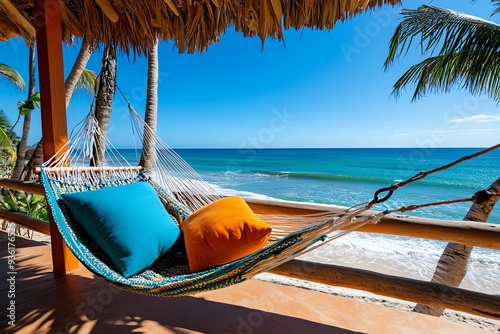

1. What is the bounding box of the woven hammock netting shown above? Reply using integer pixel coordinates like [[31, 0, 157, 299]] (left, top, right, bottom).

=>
[[42, 105, 381, 243], [37, 106, 383, 296]]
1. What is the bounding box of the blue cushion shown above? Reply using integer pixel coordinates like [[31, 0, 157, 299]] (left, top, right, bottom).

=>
[[61, 182, 183, 278]]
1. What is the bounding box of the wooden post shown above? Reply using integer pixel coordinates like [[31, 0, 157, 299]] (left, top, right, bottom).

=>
[[34, 0, 79, 274]]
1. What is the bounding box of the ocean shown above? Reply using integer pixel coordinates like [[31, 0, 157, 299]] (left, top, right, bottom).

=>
[[121, 147, 500, 294]]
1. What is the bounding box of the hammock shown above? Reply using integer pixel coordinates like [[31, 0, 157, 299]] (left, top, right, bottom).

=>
[[40, 108, 382, 296]]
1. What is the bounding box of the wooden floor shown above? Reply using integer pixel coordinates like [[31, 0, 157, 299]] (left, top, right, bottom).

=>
[[0, 232, 491, 334]]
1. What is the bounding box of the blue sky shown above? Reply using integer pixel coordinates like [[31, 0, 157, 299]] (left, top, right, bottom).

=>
[[0, 0, 499, 149]]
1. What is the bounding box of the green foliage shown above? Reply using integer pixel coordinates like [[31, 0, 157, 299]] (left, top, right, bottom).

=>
[[0, 110, 17, 138], [492, 0, 500, 16], [77, 69, 97, 94], [0, 190, 48, 222], [0, 109, 10, 131], [0, 110, 16, 162], [0, 128, 16, 162], [0, 63, 25, 90], [385, 4, 500, 101], [17, 92, 41, 115], [0, 190, 48, 238], [0, 150, 13, 178]]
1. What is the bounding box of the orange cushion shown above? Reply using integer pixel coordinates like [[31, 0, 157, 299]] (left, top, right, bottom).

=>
[[180, 196, 272, 272]]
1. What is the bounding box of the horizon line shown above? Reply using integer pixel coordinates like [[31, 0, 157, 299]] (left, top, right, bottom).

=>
[[112, 146, 492, 150]]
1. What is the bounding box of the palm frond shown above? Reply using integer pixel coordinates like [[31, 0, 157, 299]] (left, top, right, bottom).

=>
[[76, 69, 97, 94], [492, 0, 500, 16], [392, 52, 500, 101], [0, 63, 25, 90], [385, 5, 500, 101], [17, 92, 41, 115], [0, 127, 16, 162], [0, 110, 18, 144], [0, 110, 11, 131]]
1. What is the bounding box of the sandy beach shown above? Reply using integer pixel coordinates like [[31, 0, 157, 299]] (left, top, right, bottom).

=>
[[25, 228, 499, 333], [254, 273, 500, 333]]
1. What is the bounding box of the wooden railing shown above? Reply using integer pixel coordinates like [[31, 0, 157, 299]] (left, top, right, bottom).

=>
[[0, 209, 50, 235], [247, 198, 500, 250], [0, 179, 49, 234], [0, 178, 45, 196], [268, 260, 499, 319], [247, 198, 500, 320], [1, 178, 499, 320]]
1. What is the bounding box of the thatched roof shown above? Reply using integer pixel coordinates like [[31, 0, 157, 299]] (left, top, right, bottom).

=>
[[0, 0, 401, 54]]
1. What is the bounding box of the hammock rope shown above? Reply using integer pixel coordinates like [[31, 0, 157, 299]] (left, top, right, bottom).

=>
[[386, 192, 500, 214], [389, 143, 500, 191], [40, 106, 388, 296], [366, 143, 500, 214], [39, 97, 500, 296]]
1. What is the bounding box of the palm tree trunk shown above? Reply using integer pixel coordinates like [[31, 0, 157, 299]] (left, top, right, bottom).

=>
[[65, 41, 92, 107], [139, 40, 159, 173], [22, 40, 94, 180], [20, 139, 43, 182], [413, 176, 500, 316], [11, 46, 36, 180], [91, 45, 116, 167]]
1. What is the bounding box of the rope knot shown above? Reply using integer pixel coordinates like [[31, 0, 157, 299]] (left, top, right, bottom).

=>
[[373, 186, 394, 204]]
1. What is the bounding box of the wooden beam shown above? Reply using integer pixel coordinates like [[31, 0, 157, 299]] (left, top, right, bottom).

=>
[[247, 198, 500, 250], [268, 259, 500, 320], [34, 0, 79, 275], [0, 0, 36, 38], [0, 178, 45, 196], [94, 0, 120, 23], [0, 209, 50, 235], [0, 182, 494, 250], [35, 166, 143, 174], [0, 183, 495, 251]]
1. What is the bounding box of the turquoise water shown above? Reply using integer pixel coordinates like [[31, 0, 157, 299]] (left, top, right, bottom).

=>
[[118, 147, 500, 292], [173, 148, 500, 223]]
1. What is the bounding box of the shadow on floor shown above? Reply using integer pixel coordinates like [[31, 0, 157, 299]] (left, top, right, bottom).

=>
[[0, 233, 362, 334]]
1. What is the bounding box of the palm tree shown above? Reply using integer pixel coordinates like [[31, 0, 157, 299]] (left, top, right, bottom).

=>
[[91, 44, 117, 167], [139, 40, 159, 173], [65, 41, 93, 107], [384, 3, 500, 317], [0, 63, 24, 163], [11, 46, 36, 180], [21, 41, 96, 181]]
